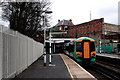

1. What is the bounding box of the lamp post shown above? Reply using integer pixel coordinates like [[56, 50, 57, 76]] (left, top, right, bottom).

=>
[[43, 11, 52, 66], [49, 29, 52, 65], [98, 35, 101, 54], [103, 27, 106, 54]]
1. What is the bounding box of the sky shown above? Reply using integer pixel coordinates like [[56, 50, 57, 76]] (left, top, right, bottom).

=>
[[0, 7, 9, 27], [50, 0, 119, 26], [0, 0, 119, 27]]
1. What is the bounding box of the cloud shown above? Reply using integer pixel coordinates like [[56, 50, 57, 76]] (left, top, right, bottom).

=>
[[95, 6, 118, 24], [118, 1, 120, 25], [50, 0, 119, 26]]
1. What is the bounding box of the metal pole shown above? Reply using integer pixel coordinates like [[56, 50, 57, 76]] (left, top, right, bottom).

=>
[[42, 11, 52, 66], [100, 39, 101, 54], [104, 28, 105, 54], [49, 29, 52, 64], [90, 11, 91, 20], [43, 16, 46, 66], [54, 42, 55, 54], [104, 35, 105, 54]]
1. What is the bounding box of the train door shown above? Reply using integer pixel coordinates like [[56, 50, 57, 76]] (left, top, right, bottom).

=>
[[83, 41, 90, 58]]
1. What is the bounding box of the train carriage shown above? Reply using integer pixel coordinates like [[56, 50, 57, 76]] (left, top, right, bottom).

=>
[[64, 37, 96, 66]]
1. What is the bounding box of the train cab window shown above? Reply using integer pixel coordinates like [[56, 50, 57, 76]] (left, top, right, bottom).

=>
[[76, 42, 82, 52], [90, 42, 95, 51]]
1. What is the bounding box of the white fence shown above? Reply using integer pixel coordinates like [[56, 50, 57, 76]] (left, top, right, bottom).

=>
[[0, 26, 43, 79]]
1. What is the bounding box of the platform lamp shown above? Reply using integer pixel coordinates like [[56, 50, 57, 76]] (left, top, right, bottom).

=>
[[43, 11, 52, 66]]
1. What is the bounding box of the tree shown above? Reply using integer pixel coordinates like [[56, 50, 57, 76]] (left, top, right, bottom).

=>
[[0, 0, 51, 39]]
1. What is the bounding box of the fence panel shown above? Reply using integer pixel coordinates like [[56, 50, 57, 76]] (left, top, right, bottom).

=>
[[0, 26, 43, 79], [0, 27, 3, 80], [14, 32, 20, 76], [27, 38, 33, 67]]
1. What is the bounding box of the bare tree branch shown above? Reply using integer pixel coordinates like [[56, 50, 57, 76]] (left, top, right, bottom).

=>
[[1, 0, 52, 39]]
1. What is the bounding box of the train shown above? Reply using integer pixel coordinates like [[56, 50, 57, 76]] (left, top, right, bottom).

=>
[[64, 37, 96, 66]]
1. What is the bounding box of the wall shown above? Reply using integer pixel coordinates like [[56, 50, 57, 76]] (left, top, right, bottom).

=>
[[67, 18, 104, 38], [104, 23, 119, 34], [0, 26, 43, 79]]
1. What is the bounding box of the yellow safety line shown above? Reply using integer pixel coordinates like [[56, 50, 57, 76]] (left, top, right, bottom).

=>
[[60, 54, 74, 80]]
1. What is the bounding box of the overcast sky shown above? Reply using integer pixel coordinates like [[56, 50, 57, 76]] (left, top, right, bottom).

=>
[[50, 0, 119, 26], [0, 7, 9, 27], [0, 0, 119, 27]]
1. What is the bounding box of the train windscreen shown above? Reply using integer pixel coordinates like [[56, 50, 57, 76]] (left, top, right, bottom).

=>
[[90, 42, 95, 51], [76, 42, 82, 52]]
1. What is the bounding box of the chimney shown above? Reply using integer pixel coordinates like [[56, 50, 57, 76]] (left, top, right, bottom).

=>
[[69, 19, 72, 22], [69, 19, 73, 25], [58, 19, 60, 22]]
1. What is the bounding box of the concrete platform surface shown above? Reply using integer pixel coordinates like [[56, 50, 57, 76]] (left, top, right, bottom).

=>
[[13, 54, 71, 79], [97, 53, 120, 59], [60, 54, 95, 79], [12, 54, 95, 80]]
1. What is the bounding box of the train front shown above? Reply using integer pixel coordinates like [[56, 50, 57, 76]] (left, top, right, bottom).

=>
[[76, 38, 96, 66]]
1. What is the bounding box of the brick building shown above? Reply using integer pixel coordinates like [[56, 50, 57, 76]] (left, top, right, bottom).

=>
[[53, 18, 120, 53], [66, 18, 104, 39]]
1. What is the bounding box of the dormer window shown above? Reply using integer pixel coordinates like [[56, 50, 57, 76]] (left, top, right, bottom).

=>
[[64, 26, 68, 31]]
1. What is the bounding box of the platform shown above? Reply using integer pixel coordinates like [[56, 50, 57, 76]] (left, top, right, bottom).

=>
[[97, 53, 120, 59], [13, 54, 95, 79], [60, 54, 95, 79]]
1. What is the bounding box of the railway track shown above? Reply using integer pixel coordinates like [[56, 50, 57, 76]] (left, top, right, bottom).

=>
[[84, 61, 120, 80], [65, 53, 108, 79], [96, 60, 120, 69], [85, 60, 120, 80], [93, 61, 120, 80], [65, 53, 120, 79], [93, 55, 120, 80], [96, 55, 120, 67]]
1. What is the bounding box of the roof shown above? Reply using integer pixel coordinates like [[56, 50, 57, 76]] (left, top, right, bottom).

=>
[[55, 20, 71, 27], [75, 37, 95, 42]]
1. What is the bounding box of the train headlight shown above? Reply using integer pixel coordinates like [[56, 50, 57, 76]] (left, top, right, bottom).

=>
[[91, 53, 95, 57], [92, 53, 95, 57], [91, 51, 95, 57], [77, 54, 82, 57], [76, 52, 82, 57]]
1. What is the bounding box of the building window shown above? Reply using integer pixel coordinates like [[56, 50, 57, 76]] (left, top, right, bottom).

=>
[[97, 22, 100, 26], [64, 26, 68, 31], [59, 27, 62, 30], [82, 26, 84, 29]]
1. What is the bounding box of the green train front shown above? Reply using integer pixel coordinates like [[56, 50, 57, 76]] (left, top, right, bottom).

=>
[[69, 37, 96, 66]]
